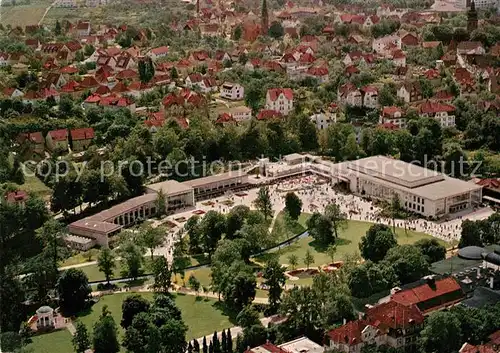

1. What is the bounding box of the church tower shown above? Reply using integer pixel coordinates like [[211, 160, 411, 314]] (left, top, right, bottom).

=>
[[467, 0, 478, 32], [261, 0, 269, 35]]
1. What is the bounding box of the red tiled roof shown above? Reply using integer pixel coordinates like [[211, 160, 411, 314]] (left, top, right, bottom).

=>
[[60, 65, 79, 74], [327, 319, 366, 345], [460, 343, 496, 353], [150, 46, 169, 55], [61, 81, 80, 93], [115, 69, 138, 80], [365, 301, 424, 328], [361, 85, 378, 94], [267, 88, 293, 101], [5, 190, 28, 203], [85, 94, 101, 103], [80, 76, 99, 88], [345, 65, 359, 74], [419, 100, 455, 114], [488, 330, 500, 345], [215, 112, 235, 124], [49, 129, 68, 141], [391, 277, 463, 310], [382, 106, 403, 117], [257, 109, 282, 120], [245, 343, 287, 353], [475, 178, 500, 189], [18, 132, 44, 144], [71, 127, 94, 140], [95, 85, 111, 95], [307, 66, 328, 76]]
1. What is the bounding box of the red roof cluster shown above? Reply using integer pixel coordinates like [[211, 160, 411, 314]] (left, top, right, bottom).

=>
[[257, 110, 282, 120], [419, 100, 455, 114], [49, 129, 68, 142]]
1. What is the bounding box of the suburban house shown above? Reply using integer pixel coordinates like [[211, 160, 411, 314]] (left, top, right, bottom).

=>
[[215, 112, 236, 125], [265, 88, 294, 116], [76, 21, 91, 37], [229, 106, 252, 121], [372, 35, 402, 56], [70, 127, 95, 152], [17, 132, 45, 160], [306, 66, 329, 83], [310, 111, 335, 130], [185, 73, 218, 93], [147, 46, 169, 60], [397, 81, 423, 103], [326, 300, 424, 353], [220, 82, 244, 100], [0, 53, 9, 66], [46, 129, 69, 152], [380, 106, 406, 129], [361, 85, 379, 108], [338, 83, 362, 107], [418, 100, 456, 128], [457, 41, 486, 56], [245, 337, 324, 353]]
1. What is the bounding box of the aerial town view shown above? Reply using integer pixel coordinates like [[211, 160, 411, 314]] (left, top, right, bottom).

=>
[[1, 0, 500, 351]]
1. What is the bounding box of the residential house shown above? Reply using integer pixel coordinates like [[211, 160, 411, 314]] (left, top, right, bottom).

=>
[[46, 129, 69, 152], [326, 300, 425, 353], [306, 66, 329, 83], [361, 86, 379, 108], [245, 58, 262, 71], [310, 111, 335, 130], [338, 83, 362, 107], [373, 35, 402, 56], [220, 82, 244, 100], [43, 73, 67, 90], [392, 50, 406, 67], [343, 51, 375, 67], [114, 55, 136, 72], [380, 106, 406, 129], [400, 32, 419, 46], [215, 112, 236, 125], [457, 41, 486, 56], [0, 53, 8, 66], [397, 81, 423, 103], [185, 74, 218, 93], [76, 22, 91, 37], [2, 87, 24, 98], [229, 106, 252, 121], [265, 88, 294, 116], [147, 46, 169, 61], [418, 100, 456, 128], [70, 127, 95, 152], [17, 132, 45, 160], [257, 109, 283, 120]]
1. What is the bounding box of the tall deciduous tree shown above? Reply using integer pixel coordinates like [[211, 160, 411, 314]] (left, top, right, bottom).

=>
[[284, 192, 302, 221], [93, 306, 120, 353], [121, 294, 151, 329], [152, 256, 172, 293], [97, 248, 116, 284], [119, 241, 143, 279], [419, 311, 462, 353], [383, 245, 429, 284], [303, 249, 314, 269], [263, 258, 286, 313], [155, 189, 167, 217], [307, 212, 334, 245], [414, 238, 446, 263], [139, 225, 164, 261], [359, 224, 397, 262], [56, 269, 91, 315], [72, 322, 90, 353], [253, 187, 273, 221], [325, 202, 347, 239]]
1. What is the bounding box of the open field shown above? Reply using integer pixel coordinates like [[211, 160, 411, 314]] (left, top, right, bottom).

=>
[[27, 329, 73, 353], [1, 0, 54, 27], [76, 292, 233, 341]]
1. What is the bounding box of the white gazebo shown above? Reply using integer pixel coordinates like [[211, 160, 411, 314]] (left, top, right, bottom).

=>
[[36, 306, 55, 329]]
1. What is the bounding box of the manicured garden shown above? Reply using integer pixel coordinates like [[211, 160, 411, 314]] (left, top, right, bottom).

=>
[[27, 329, 74, 353], [76, 292, 233, 341]]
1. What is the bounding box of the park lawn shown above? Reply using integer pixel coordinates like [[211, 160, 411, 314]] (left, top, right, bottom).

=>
[[260, 219, 447, 268], [76, 292, 233, 340], [78, 256, 162, 282], [27, 329, 73, 353]]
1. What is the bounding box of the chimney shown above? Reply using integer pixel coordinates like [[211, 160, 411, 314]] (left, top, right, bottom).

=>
[[490, 277, 494, 289]]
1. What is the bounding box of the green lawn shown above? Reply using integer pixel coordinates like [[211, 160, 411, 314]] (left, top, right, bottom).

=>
[[257, 219, 447, 268], [27, 329, 73, 353], [76, 292, 233, 340], [79, 257, 162, 282]]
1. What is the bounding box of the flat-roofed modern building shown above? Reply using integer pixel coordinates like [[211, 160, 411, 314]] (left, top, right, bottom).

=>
[[145, 179, 195, 210], [183, 171, 249, 199], [334, 156, 482, 218]]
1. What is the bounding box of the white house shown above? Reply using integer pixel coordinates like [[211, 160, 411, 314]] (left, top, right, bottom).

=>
[[372, 35, 402, 56], [147, 46, 169, 61], [265, 88, 294, 116], [380, 106, 406, 129], [361, 86, 379, 108], [419, 100, 456, 128], [229, 105, 252, 121], [220, 82, 244, 100], [310, 112, 336, 130], [0, 53, 8, 66]]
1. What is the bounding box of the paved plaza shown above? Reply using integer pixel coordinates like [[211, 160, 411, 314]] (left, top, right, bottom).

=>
[[152, 174, 495, 258]]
